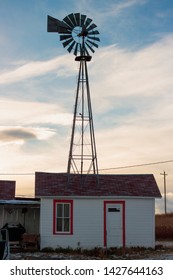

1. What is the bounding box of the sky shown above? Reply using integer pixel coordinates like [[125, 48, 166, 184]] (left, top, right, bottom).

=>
[[0, 0, 173, 213]]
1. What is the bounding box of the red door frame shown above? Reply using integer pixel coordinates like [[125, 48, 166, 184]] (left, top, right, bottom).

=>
[[104, 200, 125, 248]]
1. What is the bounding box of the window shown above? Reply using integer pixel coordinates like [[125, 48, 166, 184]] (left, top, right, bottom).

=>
[[108, 207, 120, 212], [53, 200, 73, 235]]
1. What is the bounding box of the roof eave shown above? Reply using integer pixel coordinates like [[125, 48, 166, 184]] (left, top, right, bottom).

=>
[[36, 195, 161, 199]]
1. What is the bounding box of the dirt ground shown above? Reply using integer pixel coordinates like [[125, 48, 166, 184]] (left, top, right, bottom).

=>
[[10, 241, 173, 260]]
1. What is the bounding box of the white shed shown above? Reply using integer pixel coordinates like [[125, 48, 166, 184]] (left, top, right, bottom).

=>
[[35, 172, 161, 249]]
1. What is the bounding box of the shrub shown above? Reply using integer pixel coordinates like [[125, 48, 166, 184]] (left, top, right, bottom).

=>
[[155, 213, 173, 240], [41, 247, 55, 252]]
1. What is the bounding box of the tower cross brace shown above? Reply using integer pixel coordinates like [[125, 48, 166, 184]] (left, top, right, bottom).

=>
[[67, 54, 98, 175]]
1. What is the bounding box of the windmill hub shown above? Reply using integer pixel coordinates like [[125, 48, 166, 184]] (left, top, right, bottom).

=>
[[72, 26, 83, 40], [78, 29, 88, 37]]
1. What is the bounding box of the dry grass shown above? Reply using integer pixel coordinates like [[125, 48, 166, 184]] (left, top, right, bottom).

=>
[[155, 213, 173, 240]]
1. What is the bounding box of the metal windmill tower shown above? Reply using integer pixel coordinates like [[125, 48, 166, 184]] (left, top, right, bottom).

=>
[[47, 13, 100, 179]]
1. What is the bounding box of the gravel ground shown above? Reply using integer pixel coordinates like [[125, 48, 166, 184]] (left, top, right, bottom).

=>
[[10, 241, 173, 260], [10, 251, 173, 260]]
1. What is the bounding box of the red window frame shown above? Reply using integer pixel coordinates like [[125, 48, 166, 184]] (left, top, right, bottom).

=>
[[53, 200, 73, 235]]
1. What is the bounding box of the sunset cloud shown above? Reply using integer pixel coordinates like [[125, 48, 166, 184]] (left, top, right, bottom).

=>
[[0, 126, 56, 146]]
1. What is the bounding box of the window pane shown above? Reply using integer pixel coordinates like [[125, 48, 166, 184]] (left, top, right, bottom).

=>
[[57, 204, 62, 217], [57, 218, 62, 231], [64, 218, 70, 232], [64, 204, 70, 217]]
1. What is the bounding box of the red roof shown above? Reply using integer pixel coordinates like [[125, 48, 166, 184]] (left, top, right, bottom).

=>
[[0, 180, 16, 200], [35, 172, 161, 198]]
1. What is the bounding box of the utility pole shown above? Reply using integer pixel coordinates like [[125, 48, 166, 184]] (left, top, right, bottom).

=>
[[160, 171, 168, 214]]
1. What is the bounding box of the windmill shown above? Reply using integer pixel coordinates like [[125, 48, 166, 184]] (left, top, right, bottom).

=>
[[47, 13, 100, 181]]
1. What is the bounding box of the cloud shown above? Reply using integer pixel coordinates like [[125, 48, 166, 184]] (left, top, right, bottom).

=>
[[0, 99, 72, 127], [91, 34, 173, 101], [74, 0, 147, 23], [156, 192, 173, 213], [0, 128, 36, 141], [0, 126, 56, 146], [1, 33, 173, 205], [32, 112, 72, 126], [1, 34, 173, 163], [0, 55, 76, 85], [106, 0, 147, 17]]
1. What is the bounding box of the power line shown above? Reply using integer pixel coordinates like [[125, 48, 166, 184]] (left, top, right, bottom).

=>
[[99, 160, 173, 171], [0, 173, 34, 176], [0, 159, 173, 175]]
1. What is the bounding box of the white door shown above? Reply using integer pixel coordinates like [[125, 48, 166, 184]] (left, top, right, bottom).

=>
[[106, 204, 123, 247]]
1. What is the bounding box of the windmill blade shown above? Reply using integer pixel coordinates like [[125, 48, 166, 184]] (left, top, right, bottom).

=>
[[74, 13, 80, 26], [60, 34, 72, 41], [67, 41, 76, 53], [83, 45, 90, 56], [74, 43, 79, 56], [84, 18, 92, 28], [63, 37, 74, 48], [86, 39, 98, 48], [85, 42, 95, 53], [86, 23, 97, 32], [87, 36, 100, 42], [88, 30, 99, 35], [79, 44, 82, 55], [80, 14, 87, 26], [63, 15, 74, 29], [68, 13, 77, 26]]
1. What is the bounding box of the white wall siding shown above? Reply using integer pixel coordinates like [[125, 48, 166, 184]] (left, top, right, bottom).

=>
[[40, 198, 54, 249], [40, 198, 104, 249], [125, 198, 155, 248], [40, 197, 155, 249], [73, 199, 103, 248]]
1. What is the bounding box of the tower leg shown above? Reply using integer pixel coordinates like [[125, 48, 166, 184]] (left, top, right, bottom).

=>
[[67, 57, 98, 177]]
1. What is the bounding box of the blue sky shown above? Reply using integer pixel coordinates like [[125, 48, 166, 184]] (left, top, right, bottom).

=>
[[0, 0, 173, 212]]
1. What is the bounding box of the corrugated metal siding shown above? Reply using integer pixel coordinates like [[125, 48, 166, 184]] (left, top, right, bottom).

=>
[[0, 206, 40, 234], [40, 197, 155, 249]]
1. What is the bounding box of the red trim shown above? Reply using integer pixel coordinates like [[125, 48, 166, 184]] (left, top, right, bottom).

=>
[[104, 200, 125, 248], [53, 199, 73, 235]]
